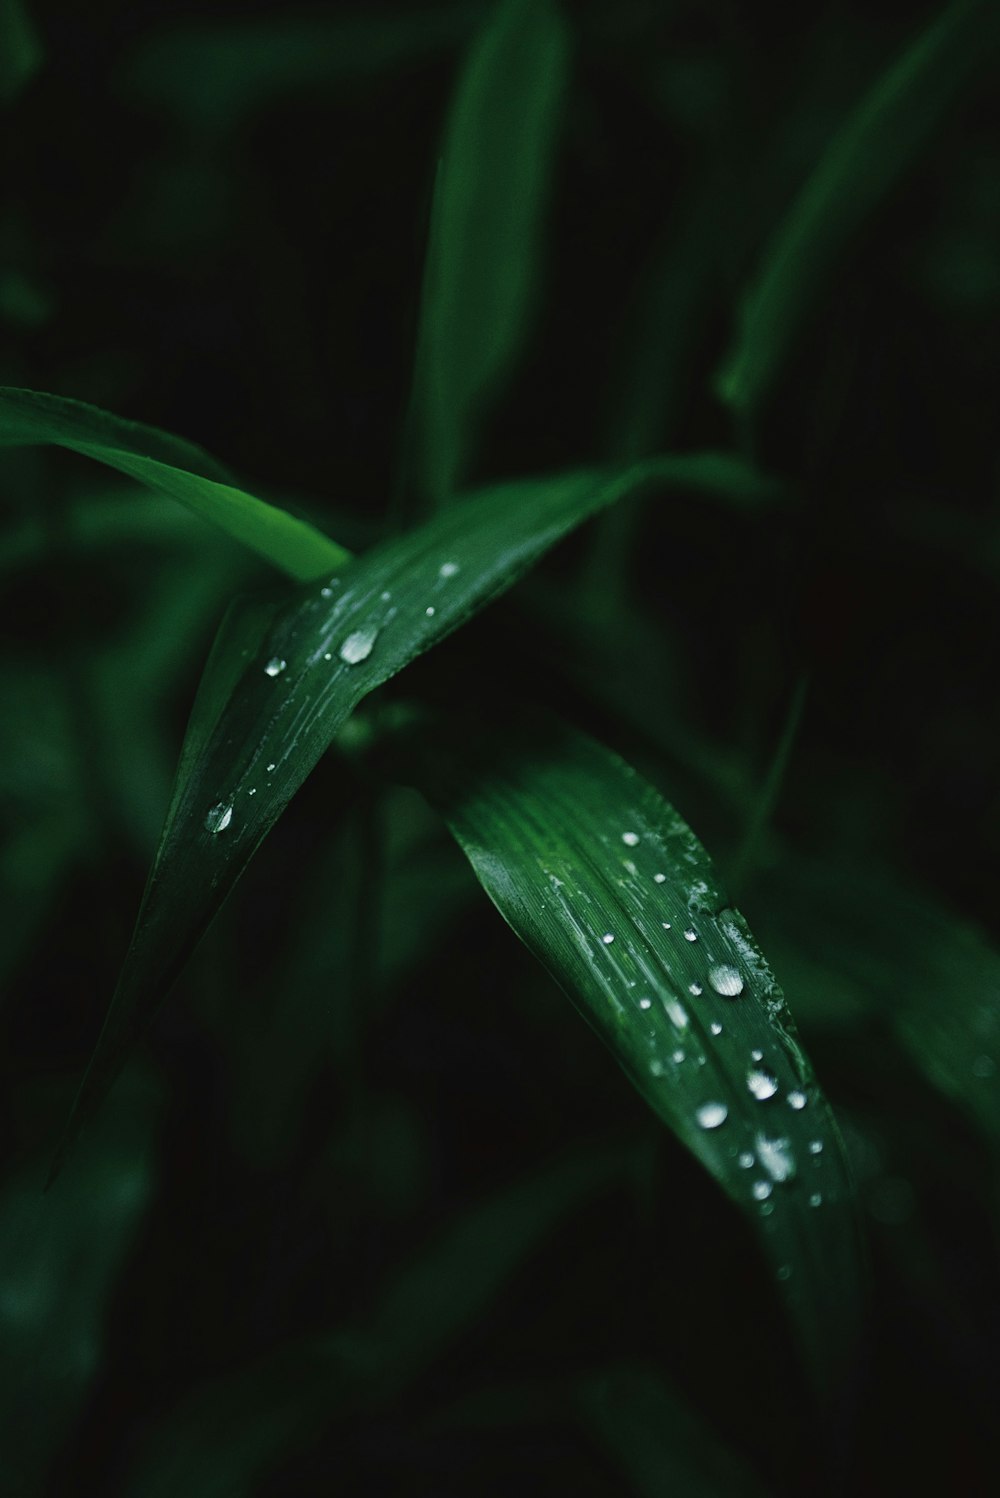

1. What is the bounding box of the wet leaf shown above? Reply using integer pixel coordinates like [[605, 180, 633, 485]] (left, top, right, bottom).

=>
[[409, 716, 866, 1393]]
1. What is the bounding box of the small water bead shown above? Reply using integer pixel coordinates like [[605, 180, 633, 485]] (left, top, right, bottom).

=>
[[638, 997, 652, 1010], [760, 1201, 774, 1217], [439, 561, 459, 578], [776, 1265, 792, 1282], [248, 788, 257, 796], [747, 1067, 779, 1101], [653, 873, 666, 884], [672, 1049, 685, 1064], [751, 1049, 764, 1063], [621, 831, 640, 847], [664, 998, 689, 1029], [738, 1151, 755, 1169], [661, 921, 672, 930], [808, 1140, 823, 1155], [809, 1192, 823, 1208], [320, 586, 333, 598], [695, 1101, 728, 1130], [425, 606, 436, 617], [339, 627, 378, 665], [787, 1090, 807, 1110], [689, 982, 703, 997], [205, 803, 233, 835], [683, 928, 698, 942], [708, 964, 744, 998], [601, 932, 615, 945], [623, 859, 638, 875], [324, 652, 332, 660], [756, 1134, 795, 1182], [266, 763, 276, 773], [710, 1021, 723, 1036], [752, 1180, 772, 1201], [649, 1060, 665, 1077], [263, 657, 287, 677], [381, 590, 392, 602]]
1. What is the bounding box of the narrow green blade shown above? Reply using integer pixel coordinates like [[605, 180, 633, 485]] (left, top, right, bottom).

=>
[[716, 0, 1000, 415], [0, 386, 348, 580], [416, 0, 569, 504], [411, 718, 865, 1392], [53, 458, 709, 1173]]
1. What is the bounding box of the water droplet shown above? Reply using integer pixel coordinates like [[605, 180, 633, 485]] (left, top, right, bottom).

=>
[[808, 1140, 823, 1155], [689, 982, 703, 996], [623, 859, 638, 875], [972, 1054, 996, 1079], [760, 1201, 774, 1217], [248, 788, 257, 796], [653, 872, 666, 883], [809, 1192, 823, 1208], [380, 590, 392, 601], [672, 1049, 685, 1064], [324, 651, 332, 660], [708, 964, 744, 997], [639, 997, 652, 1010], [747, 1067, 779, 1101], [619, 832, 641, 850], [266, 762, 276, 773], [425, 605, 436, 617], [738, 1151, 755, 1169], [661, 921, 672, 930], [752, 1180, 772, 1200], [602, 932, 615, 945], [320, 585, 333, 598], [776, 1265, 792, 1282], [787, 1090, 807, 1110], [756, 1134, 795, 1182], [664, 998, 689, 1029], [339, 627, 378, 664], [683, 928, 698, 942], [205, 802, 233, 834], [263, 657, 287, 677], [650, 1059, 665, 1077], [695, 1101, 728, 1130], [751, 1049, 764, 1062], [710, 1021, 723, 1035], [439, 561, 460, 578]]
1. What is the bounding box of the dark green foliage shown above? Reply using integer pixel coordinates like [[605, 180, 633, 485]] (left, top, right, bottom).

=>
[[2, 1, 998, 1494]]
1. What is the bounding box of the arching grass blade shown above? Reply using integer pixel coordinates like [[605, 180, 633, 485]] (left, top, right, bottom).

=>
[[0, 386, 348, 579], [409, 717, 866, 1394]]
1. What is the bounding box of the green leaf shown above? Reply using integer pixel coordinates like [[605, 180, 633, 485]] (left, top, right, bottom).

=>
[[0, 387, 349, 580], [715, 0, 1000, 415], [409, 717, 865, 1393], [53, 457, 712, 1174], [0, 0, 42, 105], [415, 0, 569, 504]]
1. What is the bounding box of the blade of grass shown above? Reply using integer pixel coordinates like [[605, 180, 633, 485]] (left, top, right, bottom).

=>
[[0, 387, 349, 580], [715, 0, 1000, 417], [415, 0, 569, 506], [406, 714, 866, 1396], [729, 673, 809, 898], [50, 455, 740, 1176]]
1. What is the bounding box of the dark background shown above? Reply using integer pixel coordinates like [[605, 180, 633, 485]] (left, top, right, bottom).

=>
[[2, 2, 999, 1493]]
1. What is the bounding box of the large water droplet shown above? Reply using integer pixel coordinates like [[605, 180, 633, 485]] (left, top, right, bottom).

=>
[[672, 1048, 685, 1064], [695, 1101, 728, 1130], [339, 627, 378, 664], [710, 1021, 723, 1035], [747, 1066, 779, 1101], [263, 657, 287, 677], [683, 928, 698, 943], [639, 997, 652, 1010], [756, 1135, 795, 1182], [752, 1180, 772, 1201], [708, 964, 744, 998], [653, 872, 666, 884], [425, 605, 436, 617], [205, 802, 233, 835], [621, 831, 640, 847]]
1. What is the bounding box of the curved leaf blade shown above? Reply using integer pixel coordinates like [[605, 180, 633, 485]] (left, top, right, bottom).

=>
[[716, 0, 1000, 415], [53, 458, 728, 1172], [410, 718, 866, 1393], [416, 0, 569, 503], [0, 386, 348, 580]]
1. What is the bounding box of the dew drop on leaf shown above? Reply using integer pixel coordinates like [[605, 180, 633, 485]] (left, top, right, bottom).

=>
[[263, 657, 287, 677], [787, 1090, 807, 1110], [601, 932, 615, 944], [621, 831, 640, 846], [747, 1067, 779, 1101], [339, 627, 379, 664], [752, 1180, 772, 1200], [708, 963, 744, 997], [695, 1101, 728, 1130], [439, 561, 460, 578], [756, 1135, 796, 1182], [738, 1151, 755, 1169], [710, 1021, 723, 1035], [653, 872, 666, 883], [808, 1139, 823, 1155], [205, 803, 233, 835], [683, 928, 698, 942], [425, 606, 436, 617], [664, 998, 689, 1029], [689, 982, 703, 996], [639, 997, 652, 1010]]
